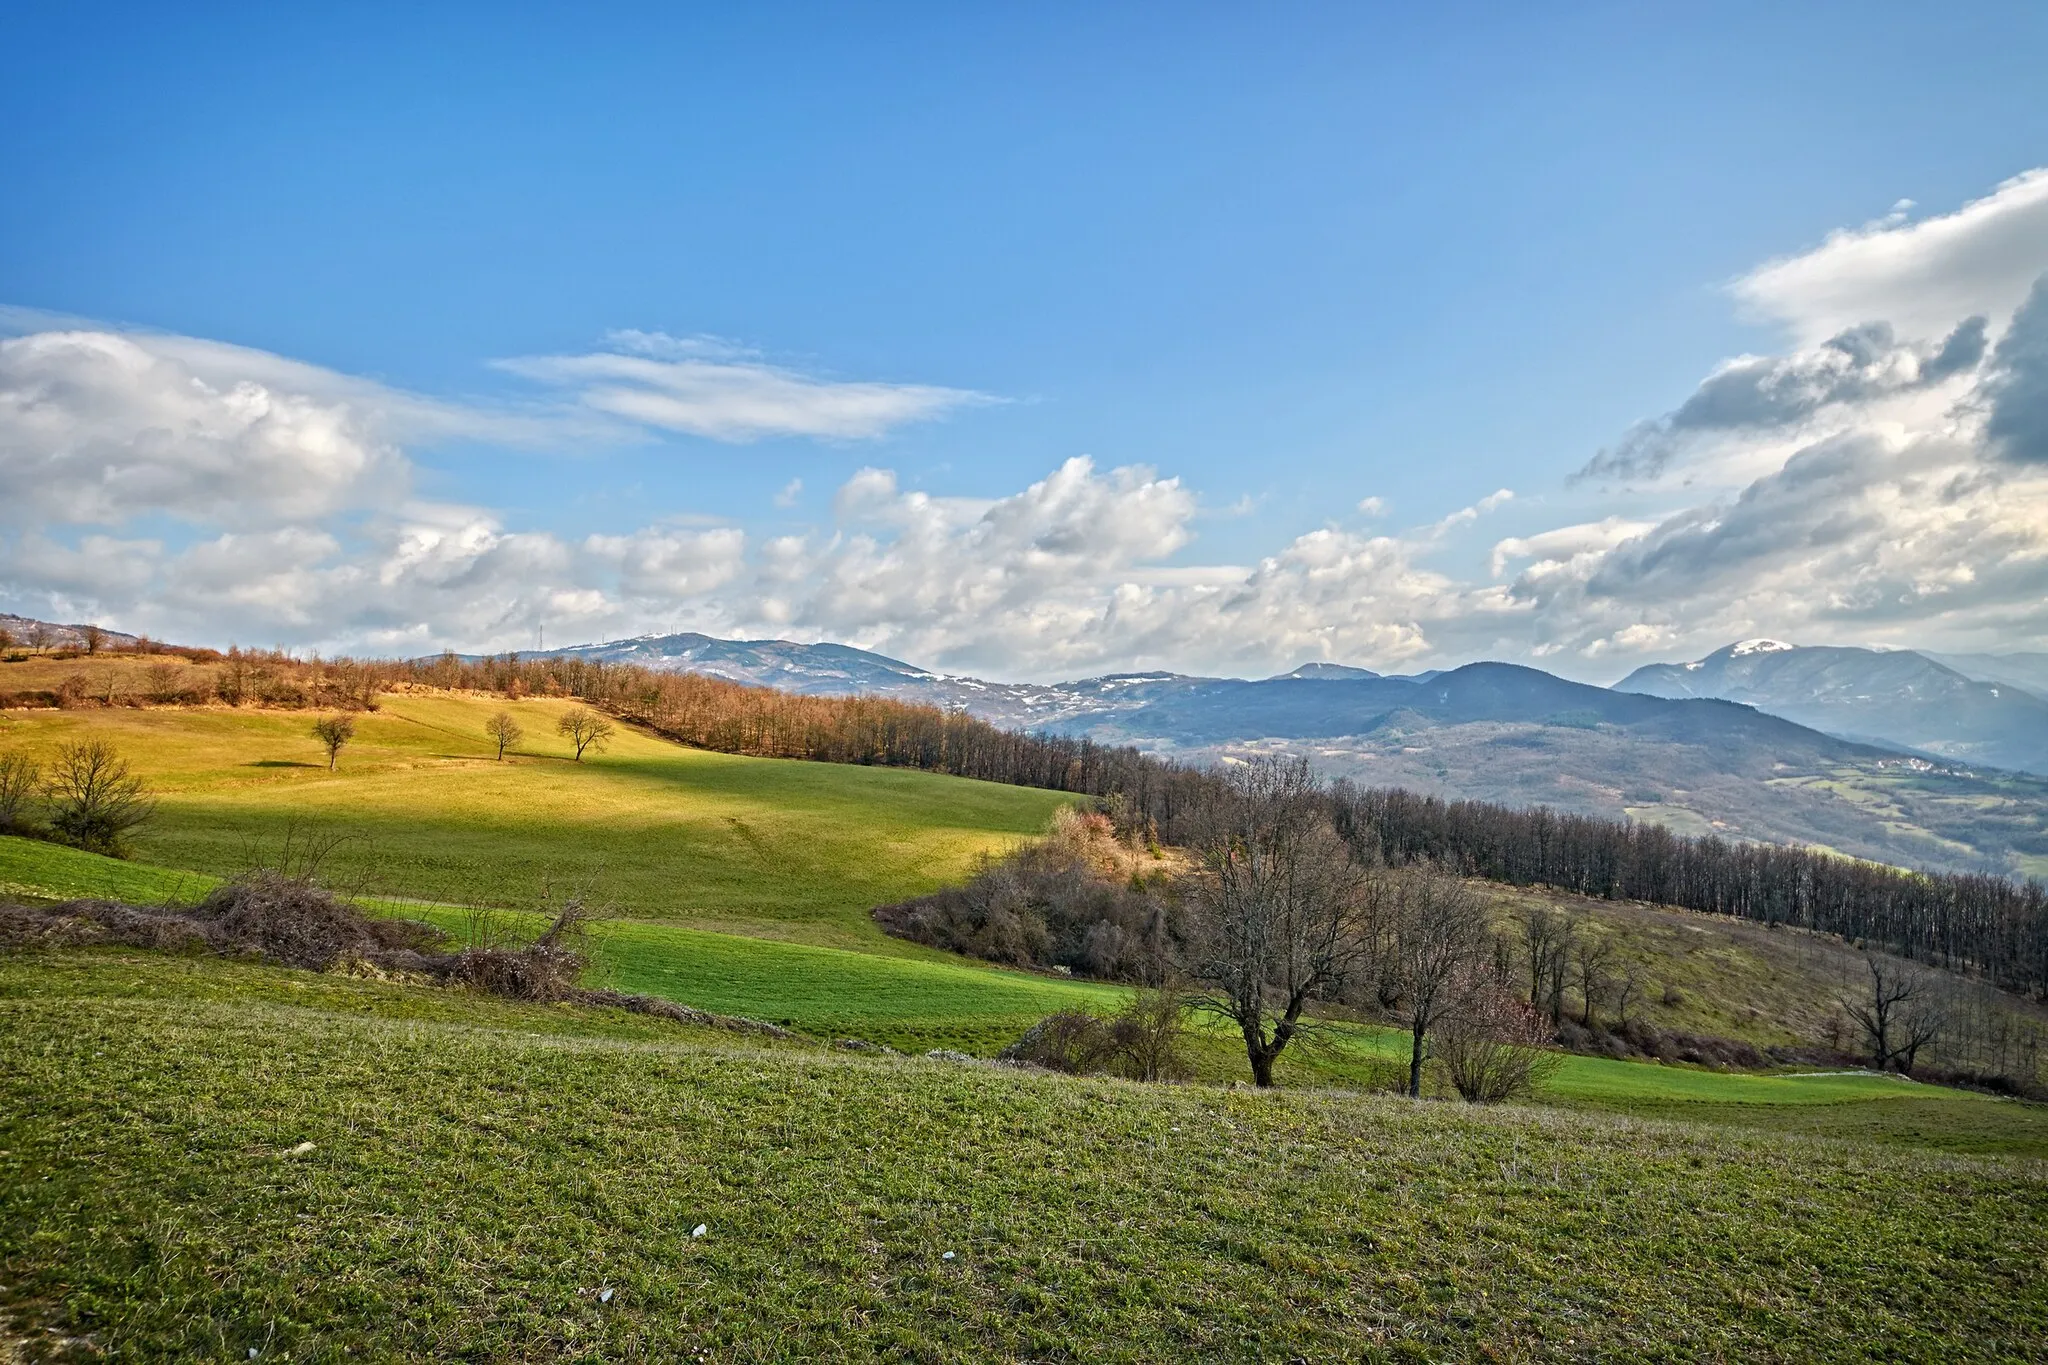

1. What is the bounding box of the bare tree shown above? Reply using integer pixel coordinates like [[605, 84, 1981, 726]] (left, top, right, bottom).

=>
[[485, 711, 524, 760], [144, 660, 184, 704], [1521, 907, 1576, 1026], [44, 739, 156, 854], [81, 624, 105, 655], [1188, 756, 1382, 1088], [1843, 954, 1948, 1073], [27, 622, 53, 655], [556, 707, 616, 761], [0, 751, 41, 833], [1386, 864, 1491, 1097], [1573, 932, 1615, 1029], [311, 714, 357, 771], [1108, 983, 1192, 1082], [0, 626, 14, 652], [1611, 961, 1643, 1028]]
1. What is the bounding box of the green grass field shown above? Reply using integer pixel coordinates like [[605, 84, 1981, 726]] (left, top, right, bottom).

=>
[[6, 699, 2048, 1155], [3, 950, 2043, 1363], [0, 694, 1076, 950]]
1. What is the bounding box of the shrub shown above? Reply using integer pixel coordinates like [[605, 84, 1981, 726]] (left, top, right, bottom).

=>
[[43, 739, 155, 855], [1000, 988, 1191, 1082], [1434, 972, 1561, 1103]]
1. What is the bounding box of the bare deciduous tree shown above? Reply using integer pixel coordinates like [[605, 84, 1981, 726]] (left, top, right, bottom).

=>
[[556, 707, 616, 761], [27, 622, 53, 654], [144, 661, 184, 704], [1188, 755, 1382, 1088], [485, 711, 524, 760], [0, 751, 42, 833], [1573, 932, 1615, 1029], [1843, 954, 1949, 1073], [81, 624, 105, 655], [311, 714, 357, 771], [0, 626, 14, 653], [1386, 864, 1491, 1097], [44, 739, 156, 854]]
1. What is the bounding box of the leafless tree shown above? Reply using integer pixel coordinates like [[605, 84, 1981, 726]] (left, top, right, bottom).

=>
[[27, 622, 53, 654], [556, 707, 616, 761], [1573, 932, 1616, 1029], [485, 711, 524, 760], [1611, 961, 1643, 1028], [0, 751, 41, 832], [1187, 755, 1383, 1088], [44, 739, 156, 854], [81, 624, 105, 655], [311, 714, 357, 771], [1843, 954, 1948, 1073], [1386, 864, 1492, 1097], [145, 660, 184, 704], [0, 626, 14, 652], [1521, 907, 1576, 1026]]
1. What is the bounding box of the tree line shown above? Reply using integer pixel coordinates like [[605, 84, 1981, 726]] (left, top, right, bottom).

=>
[[11, 640, 2048, 998]]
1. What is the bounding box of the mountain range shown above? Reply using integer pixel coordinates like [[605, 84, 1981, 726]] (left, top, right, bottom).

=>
[[1615, 639, 2048, 776], [526, 631, 2048, 876]]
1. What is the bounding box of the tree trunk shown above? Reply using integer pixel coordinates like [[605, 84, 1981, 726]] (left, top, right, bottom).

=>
[[1409, 1018, 1427, 1097], [1250, 1047, 1276, 1088]]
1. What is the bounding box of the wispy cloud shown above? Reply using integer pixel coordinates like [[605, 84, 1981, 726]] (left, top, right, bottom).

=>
[[494, 330, 995, 442]]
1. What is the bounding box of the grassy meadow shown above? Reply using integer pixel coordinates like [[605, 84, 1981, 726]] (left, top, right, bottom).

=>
[[0, 691, 1076, 949], [3, 949, 2044, 1363]]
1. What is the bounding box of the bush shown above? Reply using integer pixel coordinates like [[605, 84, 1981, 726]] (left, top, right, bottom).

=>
[[875, 812, 1196, 982], [1434, 973, 1561, 1103], [1000, 987, 1191, 1081], [43, 739, 155, 855]]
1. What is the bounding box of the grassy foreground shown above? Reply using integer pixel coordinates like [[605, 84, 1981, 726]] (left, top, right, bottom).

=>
[[3, 950, 2045, 1364], [9, 832, 2048, 1156]]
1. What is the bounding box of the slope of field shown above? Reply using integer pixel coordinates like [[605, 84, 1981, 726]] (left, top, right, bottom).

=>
[[11, 834, 2047, 1152], [0, 692, 1076, 950], [2, 951, 2042, 1363]]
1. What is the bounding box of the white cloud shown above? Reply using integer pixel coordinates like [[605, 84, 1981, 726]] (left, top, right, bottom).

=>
[[494, 332, 993, 442], [773, 477, 803, 507], [10, 169, 2048, 678], [0, 330, 406, 528], [1734, 168, 2048, 344]]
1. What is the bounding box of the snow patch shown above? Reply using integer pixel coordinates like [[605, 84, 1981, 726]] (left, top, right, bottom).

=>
[[1730, 638, 1797, 657]]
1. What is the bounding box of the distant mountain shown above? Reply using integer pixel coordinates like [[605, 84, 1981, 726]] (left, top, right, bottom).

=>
[[1615, 640, 2048, 776], [1271, 662, 1381, 681], [522, 631, 1221, 729], [1928, 652, 2048, 703], [0, 614, 142, 652], [541, 631, 2048, 874]]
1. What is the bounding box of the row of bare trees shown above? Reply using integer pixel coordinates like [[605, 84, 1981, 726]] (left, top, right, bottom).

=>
[[1185, 756, 1553, 1096]]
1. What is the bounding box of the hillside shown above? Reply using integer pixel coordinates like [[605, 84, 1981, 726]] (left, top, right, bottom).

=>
[[4, 950, 2044, 1362], [520, 632, 2048, 874], [1617, 639, 2048, 776], [0, 686, 1075, 949]]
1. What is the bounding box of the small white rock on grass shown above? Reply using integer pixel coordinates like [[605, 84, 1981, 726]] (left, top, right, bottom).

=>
[[691, 1223, 708, 1238]]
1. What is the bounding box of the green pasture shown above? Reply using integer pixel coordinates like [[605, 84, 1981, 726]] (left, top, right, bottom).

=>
[[0, 694, 1076, 949], [9, 834, 2044, 1151], [2, 950, 2043, 1362]]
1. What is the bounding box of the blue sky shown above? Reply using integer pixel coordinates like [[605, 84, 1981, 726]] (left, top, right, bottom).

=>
[[6, 4, 2048, 679]]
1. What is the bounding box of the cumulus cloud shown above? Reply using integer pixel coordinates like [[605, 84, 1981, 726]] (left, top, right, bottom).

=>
[[1734, 167, 2048, 343], [0, 330, 406, 528], [11, 168, 2048, 678], [494, 331, 992, 442]]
